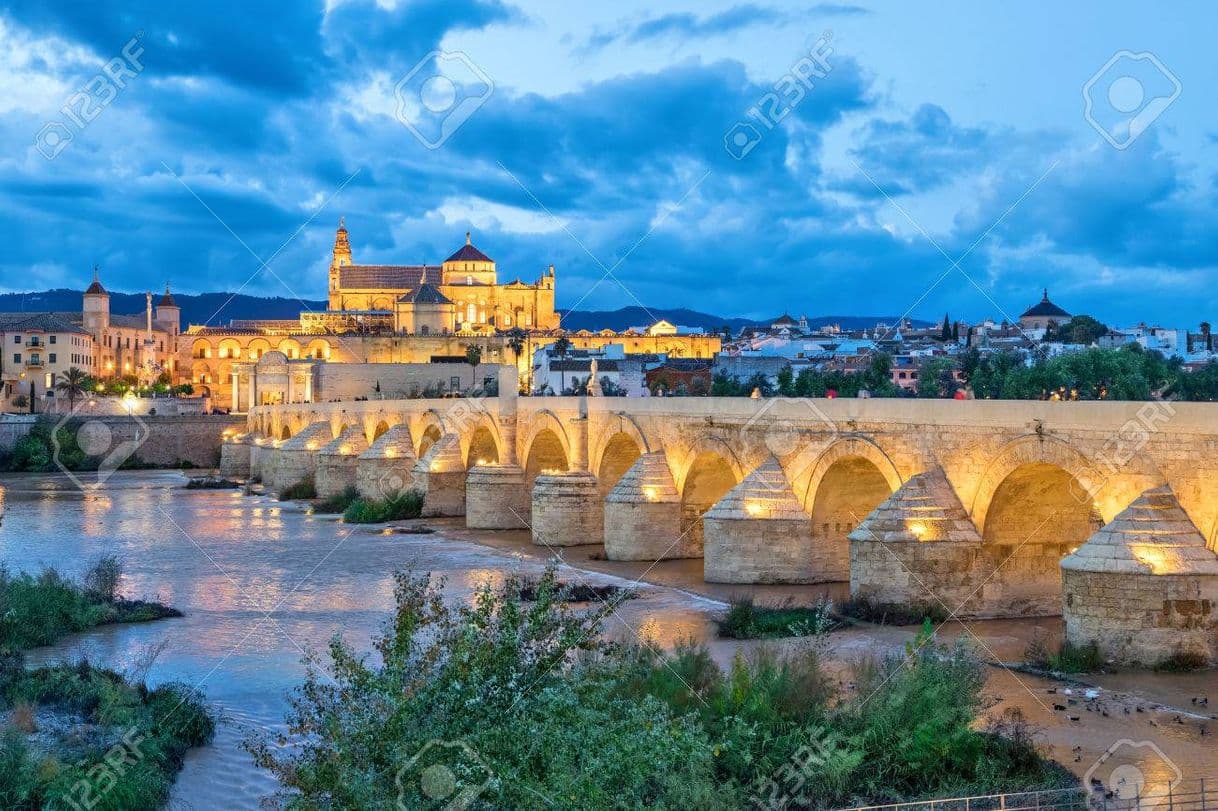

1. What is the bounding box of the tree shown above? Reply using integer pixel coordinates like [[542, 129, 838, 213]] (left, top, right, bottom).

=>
[[776, 364, 795, 397], [553, 335, 572, 394], [464, 345, 482, 389], [940, 313, 952, 342], [1047, 315, 1108, 346], [54, 367, 89, 410]]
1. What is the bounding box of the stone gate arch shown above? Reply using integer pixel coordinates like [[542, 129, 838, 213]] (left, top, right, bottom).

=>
[[463, 412, 504, 468]]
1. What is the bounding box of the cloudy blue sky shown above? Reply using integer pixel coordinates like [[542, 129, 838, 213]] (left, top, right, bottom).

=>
[[3, 1, 1215, 325]]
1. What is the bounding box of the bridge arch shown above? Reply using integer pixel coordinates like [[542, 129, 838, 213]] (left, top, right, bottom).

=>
[[412, 410, 448, 458], [676, 438, 745, 555], [522, 410, 572, 485], [800, 438, 903, 570], [463, 413, 504, 467], [971, 437, 1108, 615], [591, 415, 651, 498], [970, 435, 1107, 531]]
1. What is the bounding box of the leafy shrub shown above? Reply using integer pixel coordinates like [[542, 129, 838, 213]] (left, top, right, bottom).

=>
[[82, 555, 122, 603], [341, 489, 424, 523], [719, 595, 838, 639], [312, 486, 360, 514], [250, 568, 1072, 809], [278, 475, 316, 500], [1153, 649, 1210, 672], [839, 596, 948, 626], [0, 561, 177, 652], [1024, 633, 1105, 673], [0, 656, 214, 811]]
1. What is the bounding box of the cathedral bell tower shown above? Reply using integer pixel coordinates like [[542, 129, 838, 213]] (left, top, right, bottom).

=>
[[329, 218, 353, 310]]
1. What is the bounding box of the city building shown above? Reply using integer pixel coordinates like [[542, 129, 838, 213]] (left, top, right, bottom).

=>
[[1018, 289, 1071, 335]]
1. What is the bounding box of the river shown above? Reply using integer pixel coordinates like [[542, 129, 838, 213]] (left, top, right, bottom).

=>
[[0, 471, 1212, 808]]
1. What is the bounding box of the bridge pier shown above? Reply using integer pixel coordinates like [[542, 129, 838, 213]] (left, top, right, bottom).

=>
[[249, 437, 272, 482], [356, 424, 417, 500], [848, 469, 987, 616], [704, 458, 826, 584], [412, 434, 466, 517], [219, 432, 255, 477], [465, 464, 530, 529], [1062, 486, 1218, 666], [604, 452, 687, 560], [269, 421, 333, 494], [315, 426, 369, 499], [532, 471, 602, 547]]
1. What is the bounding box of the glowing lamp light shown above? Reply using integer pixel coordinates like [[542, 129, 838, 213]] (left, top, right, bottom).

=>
[[643, 486, 659, 501], [121, 391, 138, 414], [476, 458, 490, 467], [744, 500, 765, 517], [430, 461, 441, 472], [306, 441, 319, 450], [908, 521, 928, 540], [384, 448, 396, 458]]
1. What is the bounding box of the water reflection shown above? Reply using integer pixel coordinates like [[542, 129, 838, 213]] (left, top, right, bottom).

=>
[[0, 471, 722, 810]]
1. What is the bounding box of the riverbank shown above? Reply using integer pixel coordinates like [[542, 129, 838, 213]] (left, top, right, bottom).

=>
[[0, 472, 1211, 807]]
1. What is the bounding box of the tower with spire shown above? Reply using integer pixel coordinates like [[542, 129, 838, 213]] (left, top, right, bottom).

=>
[[82, 265, 110, 335], [329, 218, 353, 309]]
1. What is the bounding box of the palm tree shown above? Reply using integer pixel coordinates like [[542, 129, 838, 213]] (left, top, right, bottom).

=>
[[464, 345, 483, 390], [553, 335, 572, 394], [55, 367, 89, 411]]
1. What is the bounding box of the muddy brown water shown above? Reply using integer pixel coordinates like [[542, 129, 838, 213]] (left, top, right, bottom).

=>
[[0, 471, 1212, 808]]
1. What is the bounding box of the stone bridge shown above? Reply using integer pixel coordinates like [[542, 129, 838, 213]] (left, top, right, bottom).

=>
[[222, 367, 1218, 666]]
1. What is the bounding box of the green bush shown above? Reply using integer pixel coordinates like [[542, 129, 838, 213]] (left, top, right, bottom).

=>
[[1024, 634, 1105, 673], [718, 595, 838, 639], [278, 475, 316, 500], [839, 596, 948, 626], [0, 560, 176, 652], [341, 489, 424, 523], [249, 568, 1072, 809], [0, 657, 214, 811], [312, 486, 360, 514]]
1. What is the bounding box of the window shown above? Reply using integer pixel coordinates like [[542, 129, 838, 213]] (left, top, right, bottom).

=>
[[12, 353, 19, 364], [450, 376, 461, 390], [49, 335, 56, 344], [466, 275, 473, 285], [12, 336, 19, 344], [49, 354, 56, 364]]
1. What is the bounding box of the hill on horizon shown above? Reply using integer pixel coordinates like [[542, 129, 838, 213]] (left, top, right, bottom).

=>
[[0, 289, 930, 333]]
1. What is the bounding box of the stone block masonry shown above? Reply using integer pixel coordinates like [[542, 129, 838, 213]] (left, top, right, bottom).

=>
[[99, 415, 245, 468]]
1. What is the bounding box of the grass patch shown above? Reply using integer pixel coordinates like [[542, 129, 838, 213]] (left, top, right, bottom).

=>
[[312, 486, 360, 514], [249, 566, 1074, 809], [277, 475, 316, 501], [1024, 631, 1105, 673], [341, 489, 424, 524], [0, 655, 215, 810], [512, 578, 634, 603], [717, 595, 838, 639], [184, 476, 240, 490], [1153, 650, 1210, 672], [0, 558, 180, 652], [839, 596, 948, 626]]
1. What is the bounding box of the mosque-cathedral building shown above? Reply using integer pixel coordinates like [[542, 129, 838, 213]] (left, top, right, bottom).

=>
[[2, 221, 719, 411]]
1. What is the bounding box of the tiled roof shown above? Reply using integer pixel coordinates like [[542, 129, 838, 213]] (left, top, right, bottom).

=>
[[338, 265, 438, 289], [0, 312, 91, 335], [401, 284, 452, 305], [444, 239, 492, 264]]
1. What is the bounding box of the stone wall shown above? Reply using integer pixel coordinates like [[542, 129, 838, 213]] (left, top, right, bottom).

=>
[[1063, 570, 1217, 665], [105, 415, 244, 468]]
